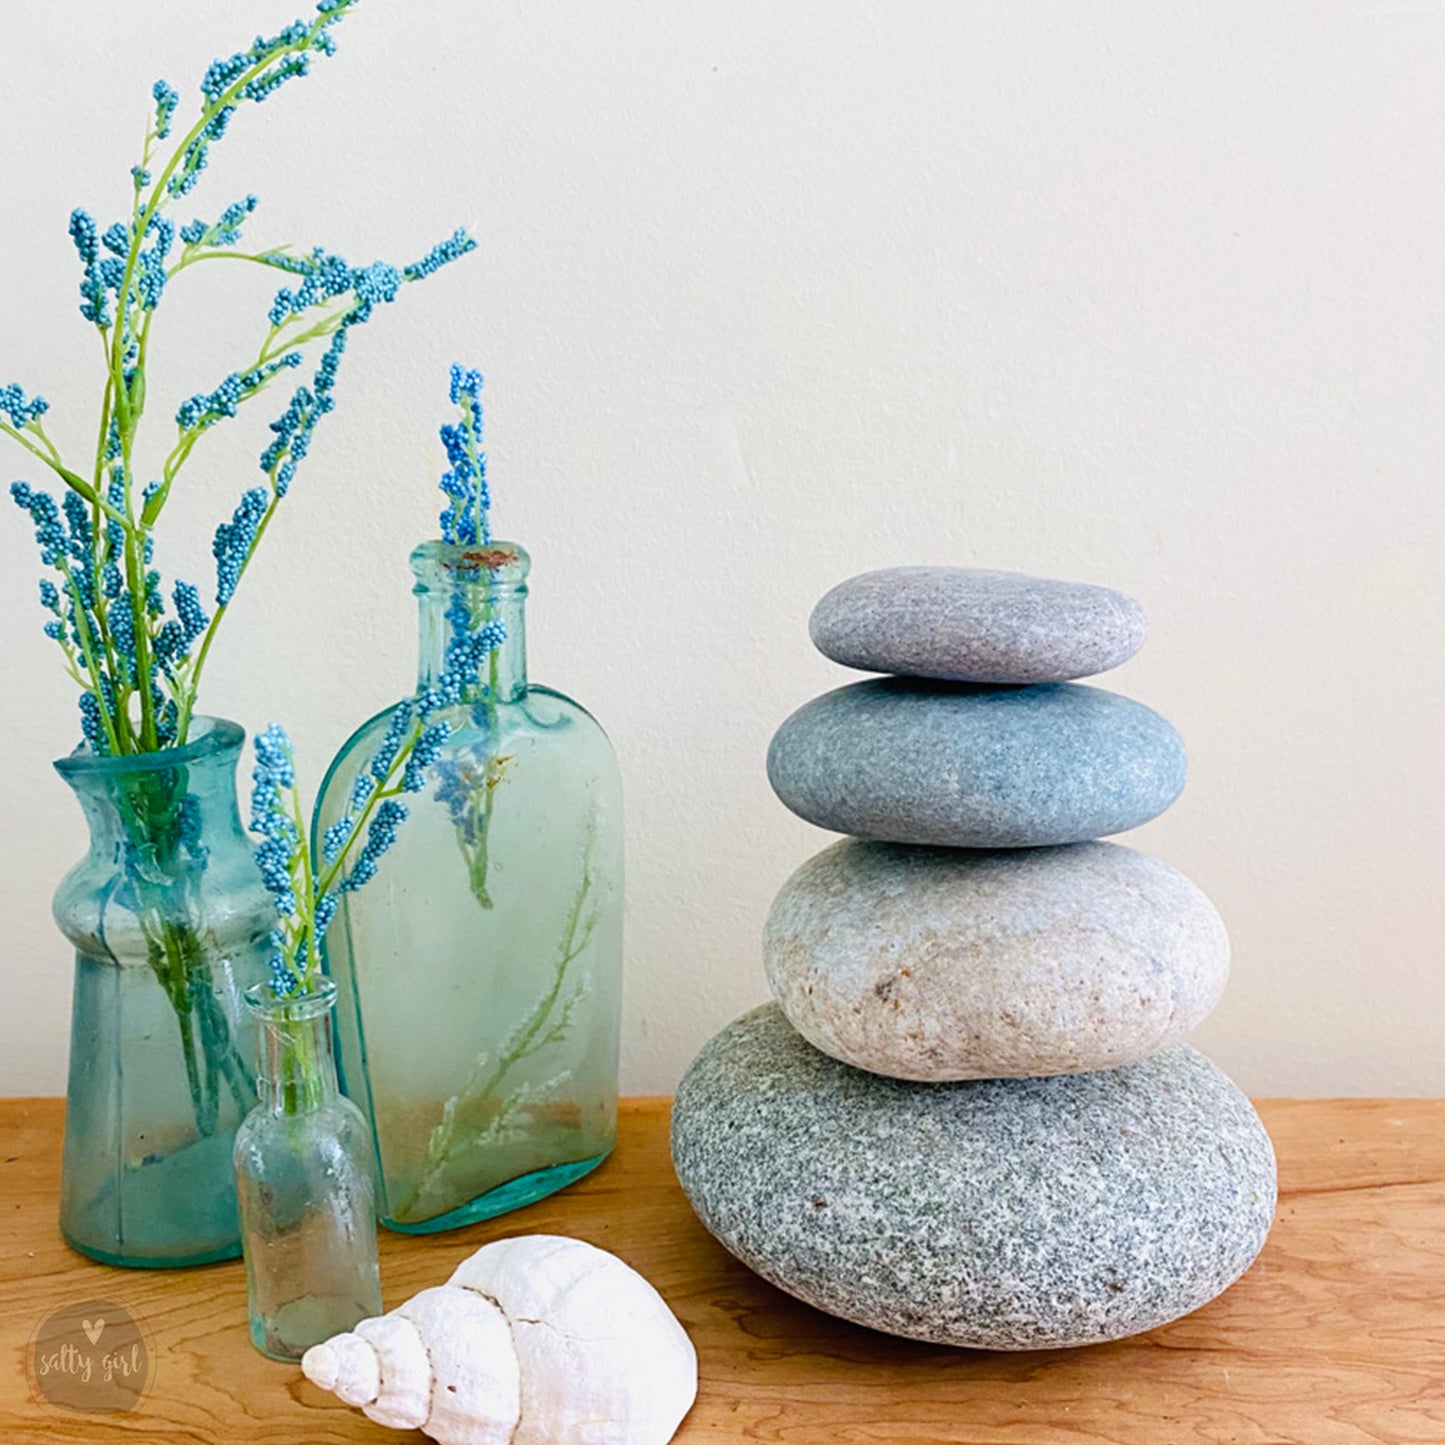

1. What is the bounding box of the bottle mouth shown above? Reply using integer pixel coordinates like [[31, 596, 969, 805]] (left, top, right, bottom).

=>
[[244, 977, 338, 1020], [411, 539, 531, 593], [53, 716, 245, 777]]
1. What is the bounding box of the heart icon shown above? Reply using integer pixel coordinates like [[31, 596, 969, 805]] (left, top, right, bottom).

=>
[[82, 1318, 104, 1346]]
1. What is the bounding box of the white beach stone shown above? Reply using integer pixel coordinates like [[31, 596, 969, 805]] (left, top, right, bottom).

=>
[[764, 839, 1228, 1080]]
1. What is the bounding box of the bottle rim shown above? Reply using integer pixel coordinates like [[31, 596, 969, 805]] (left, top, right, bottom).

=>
[[410, 538, 531, 591], [244, 977, 338, 1021], [53, 715, 245, 778]]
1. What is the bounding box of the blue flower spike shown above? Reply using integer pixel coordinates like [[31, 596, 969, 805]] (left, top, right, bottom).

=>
[[5, 0, 476, 762], [247, 362, 517, 996]]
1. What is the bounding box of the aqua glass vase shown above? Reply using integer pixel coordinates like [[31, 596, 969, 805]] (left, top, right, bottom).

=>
[[53, 717, 272, 1267], [316, 541, 624, 1232], [234, 979, 382, 1361]]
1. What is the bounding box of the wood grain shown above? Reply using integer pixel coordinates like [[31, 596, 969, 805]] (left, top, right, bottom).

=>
[[2, 1096, 1443, 1444]]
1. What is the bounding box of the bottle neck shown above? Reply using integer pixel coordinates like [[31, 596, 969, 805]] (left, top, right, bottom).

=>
[[416, 580, 528, 705], [248, 987, 340, 1115], [411, 542, 533, 708], [54, 717, 246, 876]]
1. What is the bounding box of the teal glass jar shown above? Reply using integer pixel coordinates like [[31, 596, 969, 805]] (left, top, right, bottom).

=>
[[316, 541, 623, 1232], [53, 718, 271, 1267], [234, 979, 382, 1361]]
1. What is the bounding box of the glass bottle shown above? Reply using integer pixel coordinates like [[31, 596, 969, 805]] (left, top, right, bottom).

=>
[[233, 978, 382, 1361], [315, 541, 623, 1233], [53, 717, 271, 1267]]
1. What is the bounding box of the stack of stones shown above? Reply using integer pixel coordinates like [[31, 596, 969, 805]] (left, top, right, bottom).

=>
[[671, 566, 1276, 1351]]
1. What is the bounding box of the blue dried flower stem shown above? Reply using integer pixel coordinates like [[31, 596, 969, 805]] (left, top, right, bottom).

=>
[[0, 412, 125, 524], [168, 306, 391, 739], [432, 366, 511, 905], [95, 5, 363, 750], [5, 0, 476, 759], [438, 365, 489, 548], [251, 628, 504, 999]]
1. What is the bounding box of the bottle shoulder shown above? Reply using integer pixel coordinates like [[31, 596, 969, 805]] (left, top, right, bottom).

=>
[[516, 683, 614, 741], [317, 687, 615, 805], [234, 1094, 373, 1157], [52, 848, 274, 960]]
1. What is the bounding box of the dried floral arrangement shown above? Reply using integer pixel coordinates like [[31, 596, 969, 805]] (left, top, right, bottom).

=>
[[4, 0, 473, 758]]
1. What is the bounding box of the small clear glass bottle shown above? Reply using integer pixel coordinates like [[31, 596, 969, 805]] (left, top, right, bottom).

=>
[[233, 979, 382, 1361], [315, 541, 623, 1233]]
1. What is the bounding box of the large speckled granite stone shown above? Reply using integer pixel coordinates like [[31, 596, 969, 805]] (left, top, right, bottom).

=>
[[766, 679, 1186, 847], [764, 840, 1229, 1081], [671, 1006, 1276, 1350], [810, 566, 1147, 683]]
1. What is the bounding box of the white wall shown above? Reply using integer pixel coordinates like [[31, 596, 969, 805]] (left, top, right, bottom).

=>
[[1, 1, 1441, 1098]]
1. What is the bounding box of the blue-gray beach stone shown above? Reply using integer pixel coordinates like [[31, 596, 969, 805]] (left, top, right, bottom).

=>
[[671, 1005, 1276, 1350], [766, 679, 1187, 847], [764, 840, 1229, 1081], [810, 566, 1147, 683]]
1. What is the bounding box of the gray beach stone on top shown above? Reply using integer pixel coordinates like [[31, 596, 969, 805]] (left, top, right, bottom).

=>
[[671, 1004, 1277, 1351], [764, 839, 1229, 1081], [809, 566, 1147, 683], [766, 678, 1187, 847]]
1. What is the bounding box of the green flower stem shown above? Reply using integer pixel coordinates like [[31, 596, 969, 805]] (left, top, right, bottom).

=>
[[309, 718, 444, 906], [460, 395, 486, 543], [122, 515, 158, 750], [88, 370, 116, 558], [117, 306, 158, 750], [141, 912, 209, 1135], [314, 769, 412, 902], [25, 418, 64, 466], [54, 556, 123, 756], [168, 247, 312, 279], [168, 249, 271, 276], [0, 420, 125, 524], [394, 821, 599, 1221], [5, 3, 428, 763], [172, 481, 283, 741], [264, 1006, 325, 1118], [92, 13, 347, 748], [449, 581, 505, 909], [288, 783, 318, 997], [469, 643, 503, 908], [266, 711, 430, 999], [8, 405, 132, 753], [130, 120, 158, 220], [118, 770, 253, 1139], [54, 633, 90, 691], [107, 14, 339, 397], [146, 304, 348, 528]]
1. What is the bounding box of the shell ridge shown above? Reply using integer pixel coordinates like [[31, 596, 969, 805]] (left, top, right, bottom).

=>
[[449, 1280, 526, 1445]]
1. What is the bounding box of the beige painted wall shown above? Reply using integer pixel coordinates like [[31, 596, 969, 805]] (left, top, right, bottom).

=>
[[1, 1, 1440, 1097]]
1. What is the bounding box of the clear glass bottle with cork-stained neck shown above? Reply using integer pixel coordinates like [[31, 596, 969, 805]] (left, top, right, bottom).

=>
[[314, 540, 624, 1233]]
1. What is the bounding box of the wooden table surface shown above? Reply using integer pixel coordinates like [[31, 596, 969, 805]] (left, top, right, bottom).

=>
[[2, 1096, 1443, 1444]]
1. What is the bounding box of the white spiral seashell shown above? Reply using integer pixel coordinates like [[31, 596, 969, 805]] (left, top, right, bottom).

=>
[[301, 1234, 698, 1445]]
